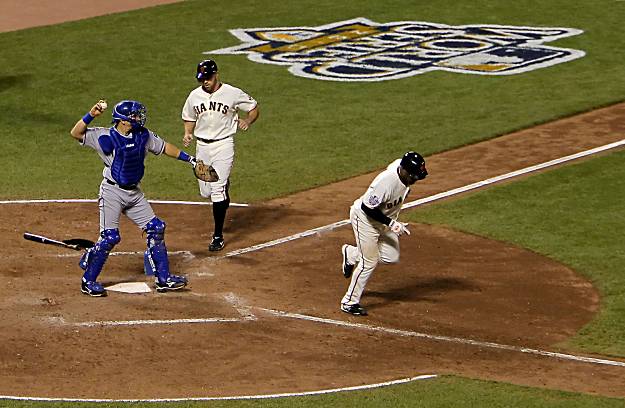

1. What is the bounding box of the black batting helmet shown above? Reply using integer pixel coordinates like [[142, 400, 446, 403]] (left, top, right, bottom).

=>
[[196, 59, 218, 81], [400, 151, 428, 180]]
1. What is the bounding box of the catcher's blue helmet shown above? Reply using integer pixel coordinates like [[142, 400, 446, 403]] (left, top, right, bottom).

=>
[[400, 151, 428, 180], [196, 59, 218, 81], [112, 100, 147, 128]]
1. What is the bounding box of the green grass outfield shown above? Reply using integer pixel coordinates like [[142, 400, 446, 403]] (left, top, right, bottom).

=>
[[1, 0, 624, 406], [1, 0, 624, 201]]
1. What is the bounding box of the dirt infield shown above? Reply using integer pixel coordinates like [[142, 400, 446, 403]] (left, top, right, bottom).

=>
[[2, 104, 625, 399], [0, 0, 184, 33], [2, 2, 625, 400]]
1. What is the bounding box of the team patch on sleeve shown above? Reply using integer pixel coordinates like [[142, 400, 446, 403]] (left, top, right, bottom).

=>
[[367, 195, 381, 207]]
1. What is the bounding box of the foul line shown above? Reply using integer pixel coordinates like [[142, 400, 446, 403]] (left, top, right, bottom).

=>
[[215, 139, 625, 260], [260, 308, 625, 368], [402, 139, 625, 210], [0, 198, 249, 207], [0, 375, 437, 402]]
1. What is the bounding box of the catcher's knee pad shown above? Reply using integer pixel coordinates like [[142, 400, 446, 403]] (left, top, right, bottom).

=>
[[145, 217, 166, 245], [80, 229, 120, 282], [143, 217, 170, 279]]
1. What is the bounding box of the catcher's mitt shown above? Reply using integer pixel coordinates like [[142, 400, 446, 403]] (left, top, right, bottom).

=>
[[193, 159, 219, 182]]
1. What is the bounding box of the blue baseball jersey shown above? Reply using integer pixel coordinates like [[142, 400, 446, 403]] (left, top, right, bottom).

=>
[[82, 126, 165, 186]]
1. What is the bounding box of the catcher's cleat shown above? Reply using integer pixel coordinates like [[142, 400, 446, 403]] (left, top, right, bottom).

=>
[[341, 244, 355, 279], [341, 303, 367, 316], [209, 235, 225, 252], [155, 274, 188, 293], [81, 280, 107, 297]]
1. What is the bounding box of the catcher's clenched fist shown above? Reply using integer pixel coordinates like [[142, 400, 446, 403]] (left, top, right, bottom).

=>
[[90, 100, 107, 117]]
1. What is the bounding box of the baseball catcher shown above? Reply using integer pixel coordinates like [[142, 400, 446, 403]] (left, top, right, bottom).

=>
[[68, 99, 204, 297]]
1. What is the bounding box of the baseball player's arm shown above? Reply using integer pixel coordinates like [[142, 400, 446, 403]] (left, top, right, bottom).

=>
[[238, 106, 259, 131], [182, 121, 196, 147], [361, 203, 410, 235], [164, 141, 196, 165], [163, 142, 187, 160], [70, 100, 107, 141], [361, 203, 392, 226]]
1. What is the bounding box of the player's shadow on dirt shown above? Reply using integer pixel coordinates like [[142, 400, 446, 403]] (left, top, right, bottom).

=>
[[366, 277, 476, 309], [226, 204, 308, 243]]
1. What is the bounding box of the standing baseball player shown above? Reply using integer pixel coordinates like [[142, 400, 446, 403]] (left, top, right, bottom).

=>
[[340, 152, 428, 316], [182, 59, 259, 251], [70, 99, 199, 297]]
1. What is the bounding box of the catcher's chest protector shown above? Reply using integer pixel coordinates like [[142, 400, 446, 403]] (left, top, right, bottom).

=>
[[108, 128, 150, 185]]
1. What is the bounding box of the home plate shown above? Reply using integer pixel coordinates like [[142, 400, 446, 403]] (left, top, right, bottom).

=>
[[105, 282, 152, 293]]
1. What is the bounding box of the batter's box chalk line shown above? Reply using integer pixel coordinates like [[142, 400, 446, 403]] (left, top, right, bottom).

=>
[[42, 293, 257, 328], [259, 308, 625, 368], [56, 249, 195, 258], [44, 315, 254, 328]]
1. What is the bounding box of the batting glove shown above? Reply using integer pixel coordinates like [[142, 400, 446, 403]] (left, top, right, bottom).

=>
[[389, 220, 410, 236]]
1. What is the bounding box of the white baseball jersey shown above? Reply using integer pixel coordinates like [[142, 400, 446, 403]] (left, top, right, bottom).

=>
[[181, 83, 257, 141], [352, 159, 409, 225], [341, 158, 410, 308]]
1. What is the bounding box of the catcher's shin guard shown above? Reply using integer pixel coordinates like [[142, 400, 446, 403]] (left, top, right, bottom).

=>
[[144, 217, 170, 282], [80, 229, 120, 282]]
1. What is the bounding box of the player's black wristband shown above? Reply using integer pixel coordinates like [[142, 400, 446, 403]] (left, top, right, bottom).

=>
[[361, 202, 392, 226], [82, 113, 94, 125]]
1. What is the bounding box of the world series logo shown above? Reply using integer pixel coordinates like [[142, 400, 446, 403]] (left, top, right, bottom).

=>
[[206, 18, 585, 82]]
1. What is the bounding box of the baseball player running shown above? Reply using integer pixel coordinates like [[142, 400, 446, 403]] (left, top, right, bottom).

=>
[[182, 59, 259, 251], [70, 99, 200, 297], [340, 152, 428, 316]]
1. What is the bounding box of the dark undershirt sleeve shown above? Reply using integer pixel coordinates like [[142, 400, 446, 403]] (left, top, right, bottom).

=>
[[361, 202, 392, 226]]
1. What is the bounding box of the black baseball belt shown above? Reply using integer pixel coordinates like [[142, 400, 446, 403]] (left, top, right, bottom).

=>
[[196, 135, 232, 144], [106, 179, 138, 191]]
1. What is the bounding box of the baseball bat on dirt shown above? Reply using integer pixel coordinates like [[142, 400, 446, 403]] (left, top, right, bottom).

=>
[[23, 232, 95, 251]]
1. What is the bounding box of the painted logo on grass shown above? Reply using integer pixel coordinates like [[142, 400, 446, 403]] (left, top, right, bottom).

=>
[[206, 17, 585, 82]]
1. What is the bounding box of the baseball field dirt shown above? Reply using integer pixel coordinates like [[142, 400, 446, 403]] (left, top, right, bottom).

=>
[[1, 1, 624, 400]]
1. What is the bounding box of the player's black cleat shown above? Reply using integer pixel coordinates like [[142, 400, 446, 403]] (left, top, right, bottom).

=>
[[81, 280, 107, 297], [341, 244, 355, 279], [341, 303, 367, 316], [209, 235, 225, 252], [155, 274, 188, 293]]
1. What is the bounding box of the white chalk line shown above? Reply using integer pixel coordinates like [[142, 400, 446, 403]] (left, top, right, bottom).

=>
[[74, 316, 254, 327], [209, 139, 625, 262], [55, 250, 194, 258], [0, 374, 437, 402], [223, 292, 257, 319], [45, 315, 254, 328], [260, 308, 625, 368], [403, 139, 625, 210], [0, 198, 249, 207], [45, 294, 259, 328]]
